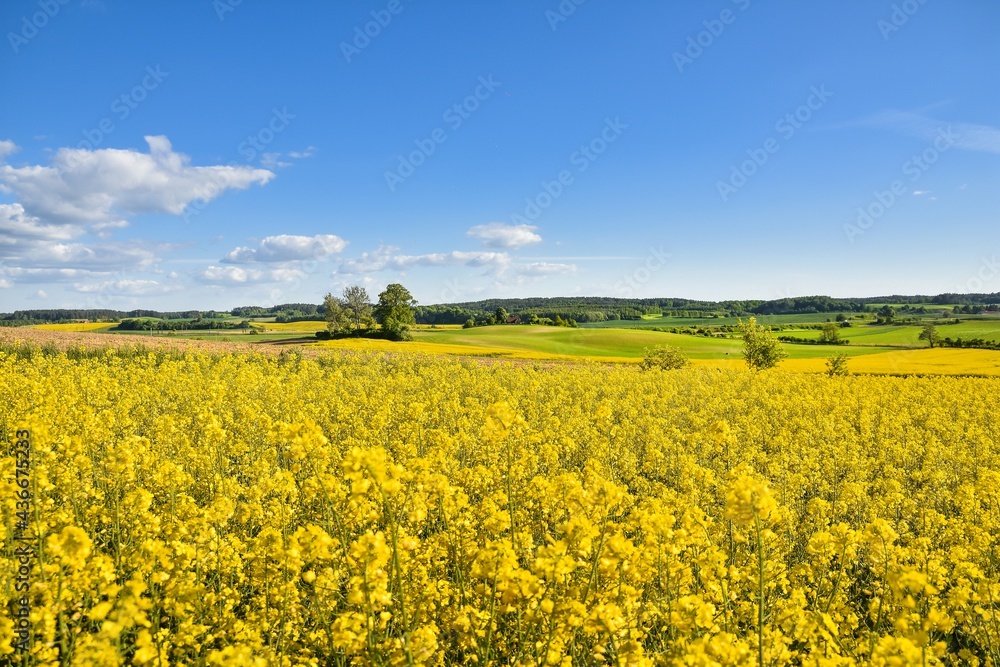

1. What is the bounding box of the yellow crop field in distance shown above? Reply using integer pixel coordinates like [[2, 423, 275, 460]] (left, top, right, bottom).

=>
[[33, 322, 113, 333]]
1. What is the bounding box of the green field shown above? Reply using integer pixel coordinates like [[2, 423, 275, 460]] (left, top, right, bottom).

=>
[[410, 325, 896, 361], [579, 312, 870, 328], [790, 320, 1000, 346]]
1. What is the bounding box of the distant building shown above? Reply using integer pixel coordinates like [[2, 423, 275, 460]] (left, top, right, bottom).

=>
[[506, 315, 522, 325]]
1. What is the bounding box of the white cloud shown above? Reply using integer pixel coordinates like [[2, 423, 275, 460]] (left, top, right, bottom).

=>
[[393, 250, 511, 271], [337, 245, 399, 274], [0, 267, 112, 283], [0, 211, 157, 272], [0, 137, 275, 284], [0, 203, 80, 244], [259, 146, 316, 169], [223, 234, 348, 263], [337, 245, 511, 275], [467, 222, 542, 249], [0, 140, 18, 160], [196, 265, 305, 285], [261, 153, 292, 169], [74, 279, 182, 296], [0, 278, 10, 288], [0, 135, 274, 227], [514, 262, 576, 277]]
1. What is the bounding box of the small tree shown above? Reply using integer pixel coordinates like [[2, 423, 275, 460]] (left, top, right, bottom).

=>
[[918, 324, 940, 348], [342, 285, 374, 335], [640, 345, 689, 371], [818, 322, 842, 344], [374, 283, 417, 341], [463, 318, 476, 329], [738, 317, 787, 370], [495, 306, 508, 324], [826, 353, 849, 376]]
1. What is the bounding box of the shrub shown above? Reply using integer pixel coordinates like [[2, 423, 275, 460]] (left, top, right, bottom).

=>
[[640, 345, 689, 370]]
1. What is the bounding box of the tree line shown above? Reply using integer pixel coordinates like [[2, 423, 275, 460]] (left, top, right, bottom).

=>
[[4, 292, 999, 328]]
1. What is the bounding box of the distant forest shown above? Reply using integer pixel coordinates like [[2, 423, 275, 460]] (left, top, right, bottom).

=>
[[2, 293, 999, 327]]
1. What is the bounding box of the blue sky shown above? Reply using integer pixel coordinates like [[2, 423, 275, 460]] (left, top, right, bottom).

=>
[[0, 0, 998, 311]]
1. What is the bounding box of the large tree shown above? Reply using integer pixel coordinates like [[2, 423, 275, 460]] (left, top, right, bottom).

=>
[[818, 321, 842, 344], [322, 292, 349, 334], [342, 285, 374, 335], [738, 317, 787, 370], [374, 283, 417, 341], [918, 324, 940, 348]]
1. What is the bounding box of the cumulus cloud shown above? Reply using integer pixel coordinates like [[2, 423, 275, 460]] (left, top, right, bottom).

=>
[[0, 136, 277, 288], [467, 222, 542, 249], [337, 245, 511, 275], [196, 265, 305, 285], [223, 234, 348, 263], [0, 203, 79, 244], [0, 135, 274, 228], [0, 207, 157, 272]]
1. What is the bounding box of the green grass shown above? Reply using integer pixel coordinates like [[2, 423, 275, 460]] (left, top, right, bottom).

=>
[[791, 320, 1000, 346], [580, 313, 869, 328]]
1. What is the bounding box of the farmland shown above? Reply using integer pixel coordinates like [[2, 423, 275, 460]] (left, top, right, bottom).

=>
[[2, 340, 999, 664], [26, 311, 1000, 376]]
